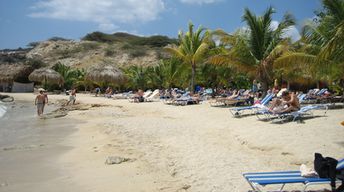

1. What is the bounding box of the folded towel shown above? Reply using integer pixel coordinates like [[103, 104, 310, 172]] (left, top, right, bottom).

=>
[[300, 164, 318, 177]]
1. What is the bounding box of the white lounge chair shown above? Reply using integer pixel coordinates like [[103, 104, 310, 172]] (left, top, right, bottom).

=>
[[145, 89, 160, 102]]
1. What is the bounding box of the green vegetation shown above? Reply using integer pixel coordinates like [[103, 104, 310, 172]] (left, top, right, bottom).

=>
[[273, 0, 344, 93], [52, 62, 86, 90], [48, 37, 71, 42], [130, 35, 177, 47], [82, 32, 176, 47], [122, 0, 344, 93], [210, 7, 295, 94], [82, 32, 118, 43], [26, 58, 46, 69], [105, 47, 116, 56], [81, 42, 101, 51]]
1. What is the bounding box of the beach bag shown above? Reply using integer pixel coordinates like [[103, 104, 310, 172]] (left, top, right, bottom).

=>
[[314, 153, 339, 192]]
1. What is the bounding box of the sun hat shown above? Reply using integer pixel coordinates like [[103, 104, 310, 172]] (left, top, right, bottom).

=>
[[38, 88, 45, 92]]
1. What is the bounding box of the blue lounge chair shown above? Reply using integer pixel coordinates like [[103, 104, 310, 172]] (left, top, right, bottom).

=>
[[229, 93, 274, 117], [243, 158, 344, 192], [256, 104, 328, 123]]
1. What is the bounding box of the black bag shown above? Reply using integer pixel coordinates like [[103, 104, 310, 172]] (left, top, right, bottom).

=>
[[314, 153, 340, 192]]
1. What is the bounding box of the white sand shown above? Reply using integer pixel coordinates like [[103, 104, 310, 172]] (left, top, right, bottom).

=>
[[2, 93, 344, 192]]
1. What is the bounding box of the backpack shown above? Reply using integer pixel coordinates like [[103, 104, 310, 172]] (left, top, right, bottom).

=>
[[314, 153, 344, 192]]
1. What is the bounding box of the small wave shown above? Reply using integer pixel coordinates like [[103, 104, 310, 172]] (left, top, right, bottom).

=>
[[0, 104, 7, 118]]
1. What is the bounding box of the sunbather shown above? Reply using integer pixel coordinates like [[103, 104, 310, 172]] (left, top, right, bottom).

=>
[[269, 91, 300, 114], [134, 89, 144, 102]]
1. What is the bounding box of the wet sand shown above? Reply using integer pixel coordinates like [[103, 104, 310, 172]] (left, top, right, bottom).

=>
[[1, 93, 344, 192]]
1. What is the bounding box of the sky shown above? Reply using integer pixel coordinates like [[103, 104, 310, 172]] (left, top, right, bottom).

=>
[[0, 0, 322, 49]]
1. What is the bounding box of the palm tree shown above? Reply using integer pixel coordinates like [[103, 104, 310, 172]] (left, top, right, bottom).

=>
[[165, 21, 210, 93], [124, 65, 147, 90], [211, 7, 295, 94], [160, 58, 185, 88], [275, 0, 344, 88], [312, 0, 344, 62], [53, 62, 85, 89]]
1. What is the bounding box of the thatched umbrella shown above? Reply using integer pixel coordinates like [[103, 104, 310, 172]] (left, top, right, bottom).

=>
[[85, 65, 126, 85], [28, 68, 64, 87], [0, 64, 32, 83]]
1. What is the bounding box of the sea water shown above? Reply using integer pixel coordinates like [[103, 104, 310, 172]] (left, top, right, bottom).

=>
[[0, 101, 52, 146], [0, 100, 82, 190], [0, 101, 6, 118]]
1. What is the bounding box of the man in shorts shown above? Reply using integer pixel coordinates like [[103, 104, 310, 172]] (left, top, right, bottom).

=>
[[67, 88, 76, 105], [35, 89, 46, 116]]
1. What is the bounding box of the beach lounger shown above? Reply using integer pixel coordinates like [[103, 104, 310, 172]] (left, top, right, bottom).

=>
[[256, 104, 328, 123], [128, 90, 153, 102], [145, 89, 160, 102], [229, 93, 274, 117], [209, 96, 247, 107], [243, 158, 344, 192], [172, 95, 200, 106]]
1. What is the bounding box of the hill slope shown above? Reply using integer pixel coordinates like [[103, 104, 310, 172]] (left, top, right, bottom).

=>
[[2, 32, 177, 70]]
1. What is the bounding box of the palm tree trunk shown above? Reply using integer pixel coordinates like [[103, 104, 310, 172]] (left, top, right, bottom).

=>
[[191, 63, 196, 93], [258, 60, 273, 96], [261, 80, 269, 96]]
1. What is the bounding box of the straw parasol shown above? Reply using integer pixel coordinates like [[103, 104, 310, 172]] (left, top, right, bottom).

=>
[[0, 64, 32, 83], [85, 65, 126, 84], [28, 68, 64, 86]]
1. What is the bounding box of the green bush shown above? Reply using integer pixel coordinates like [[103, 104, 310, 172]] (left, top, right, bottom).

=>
[[121, 43, 133, 50], [81, 42, 100, 50], [27, 41, 40, 48], [105, 47, 116, 56], [27, 58, 46, 69], [128, 49, 147, 57], [82, 32, 116, 43], [130, 35, 177, 47], [48, 37, 70, 41]]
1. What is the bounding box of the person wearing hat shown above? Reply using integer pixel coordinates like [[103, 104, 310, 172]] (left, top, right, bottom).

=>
[[35, 89, 46, 116]]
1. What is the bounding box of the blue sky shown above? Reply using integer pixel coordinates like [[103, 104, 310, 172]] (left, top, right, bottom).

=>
[[0, 0, 322, 49]]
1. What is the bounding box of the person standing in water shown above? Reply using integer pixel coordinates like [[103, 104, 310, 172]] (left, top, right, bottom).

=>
[[35, 89, 45, 116], [42, 90, 48, 113]]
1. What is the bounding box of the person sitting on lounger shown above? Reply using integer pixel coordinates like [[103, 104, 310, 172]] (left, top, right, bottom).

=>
[[269, 90, 300, 114], [134, 89, 144, 102]]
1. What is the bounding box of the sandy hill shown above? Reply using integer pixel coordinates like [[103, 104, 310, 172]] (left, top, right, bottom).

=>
[[1, 32, 177, 70]]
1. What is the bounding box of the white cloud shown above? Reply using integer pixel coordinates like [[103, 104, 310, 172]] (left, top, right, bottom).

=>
[[271, 20, 301, 42], [29, 0, 165, 31], [270, 21, 279, 31], [282, 26, 301, 42], [179, 0, 222, 5], [98, 23, 118, 32]]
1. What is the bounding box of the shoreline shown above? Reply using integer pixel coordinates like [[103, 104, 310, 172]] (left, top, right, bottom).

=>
[[1, 93, 344, 192], [0, 97, 81, 191]]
